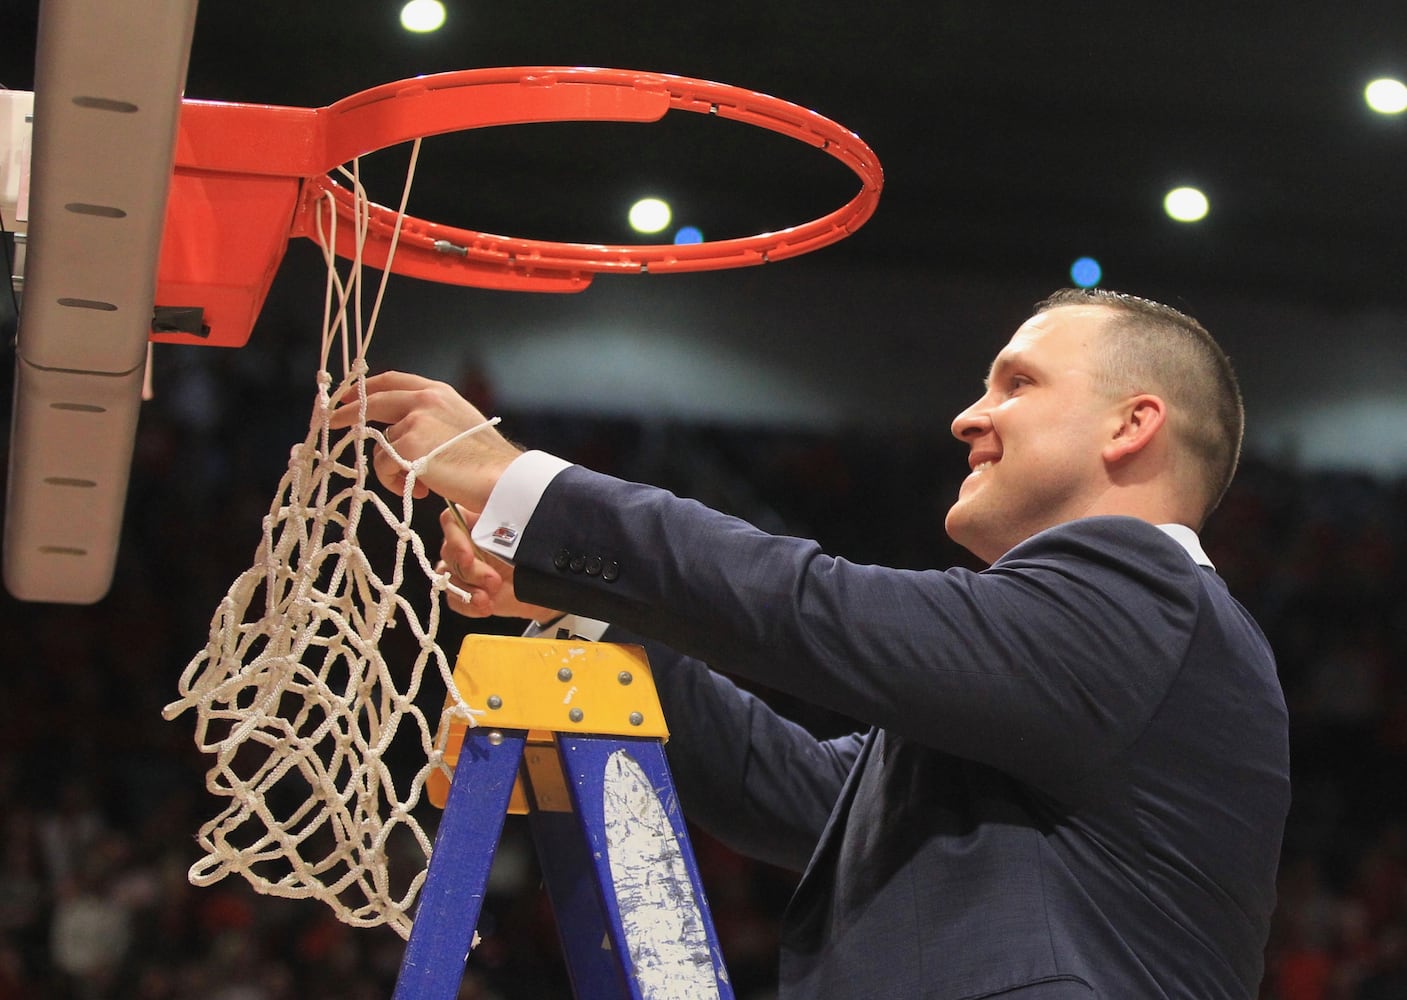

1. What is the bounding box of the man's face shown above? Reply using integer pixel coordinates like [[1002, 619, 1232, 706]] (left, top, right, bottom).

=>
[[945, 304, 1123, 564]]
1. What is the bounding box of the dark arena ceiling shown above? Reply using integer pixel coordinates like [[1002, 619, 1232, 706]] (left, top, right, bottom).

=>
[[6, 0, 1407, 311]]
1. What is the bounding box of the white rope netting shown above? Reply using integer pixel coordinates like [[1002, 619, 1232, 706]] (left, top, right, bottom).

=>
[[162, 144, 485, 939]]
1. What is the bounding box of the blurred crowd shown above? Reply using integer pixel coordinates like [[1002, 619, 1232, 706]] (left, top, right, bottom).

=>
[[0, 344, 1404, 999]]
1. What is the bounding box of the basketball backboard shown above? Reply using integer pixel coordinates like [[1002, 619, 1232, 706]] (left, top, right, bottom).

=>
[[4, 1, 881, 605], [3, 0, 197, 603]]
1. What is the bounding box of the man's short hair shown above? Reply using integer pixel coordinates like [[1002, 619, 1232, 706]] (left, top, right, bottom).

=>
[[1035, 288, 1244, 524]]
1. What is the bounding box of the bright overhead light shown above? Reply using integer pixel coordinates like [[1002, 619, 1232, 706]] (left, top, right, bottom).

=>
[[1365, 77, 1407, 115], [1163, 186, 1209, 223], [628, 198, 672, 235], [400, 0, 446, 33]]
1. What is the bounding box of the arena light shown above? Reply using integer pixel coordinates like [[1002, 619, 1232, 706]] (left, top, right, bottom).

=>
[[628, 197, 672, 234], [1164, 186, 1209, 223], [1070, 256, 1102, 288], [1365, 77, 1407, 115], [674, 225, 703, 245], [400, 0, 446, 33]]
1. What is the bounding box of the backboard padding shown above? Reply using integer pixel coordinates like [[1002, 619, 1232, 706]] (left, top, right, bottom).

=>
[[4, 0, 198, 603]]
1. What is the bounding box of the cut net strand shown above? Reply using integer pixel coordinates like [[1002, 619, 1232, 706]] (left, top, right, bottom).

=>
[[163, 137, 491, 939]]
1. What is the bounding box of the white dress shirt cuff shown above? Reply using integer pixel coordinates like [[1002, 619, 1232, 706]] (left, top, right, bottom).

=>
[[471, 449, 571, 562]]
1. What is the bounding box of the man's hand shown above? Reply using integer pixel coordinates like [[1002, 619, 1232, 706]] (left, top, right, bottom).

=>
[[438, 502, 559, 622], [328, 371, 522, 511]]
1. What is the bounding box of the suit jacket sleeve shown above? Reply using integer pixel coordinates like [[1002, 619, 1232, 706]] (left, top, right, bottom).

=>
[[610, 627, 863, 872], [512, 466, 1203, 790]]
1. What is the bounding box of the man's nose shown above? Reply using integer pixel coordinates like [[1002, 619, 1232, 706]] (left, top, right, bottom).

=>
[[950, 398, 991, 442]]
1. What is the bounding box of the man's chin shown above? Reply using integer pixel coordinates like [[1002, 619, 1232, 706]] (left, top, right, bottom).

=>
[[943, 505, 976, 551], [944, 505, 998, 566]]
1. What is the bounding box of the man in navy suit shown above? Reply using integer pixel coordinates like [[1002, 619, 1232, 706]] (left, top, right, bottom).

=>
[[334, 288, 1290, 998]]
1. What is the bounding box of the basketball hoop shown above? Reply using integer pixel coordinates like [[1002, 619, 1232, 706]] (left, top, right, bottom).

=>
[[162, 66, 881, 944], [151, 66, 883, 348]]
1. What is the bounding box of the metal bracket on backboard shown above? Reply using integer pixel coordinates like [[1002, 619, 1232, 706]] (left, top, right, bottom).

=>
[[152, 305, 210, 337]]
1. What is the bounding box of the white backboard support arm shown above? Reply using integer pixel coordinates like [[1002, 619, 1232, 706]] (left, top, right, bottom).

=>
[[4, 0, 198, 603]]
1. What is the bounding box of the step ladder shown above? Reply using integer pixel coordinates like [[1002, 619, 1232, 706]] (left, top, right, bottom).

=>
[[393, 634, 736, 1000]]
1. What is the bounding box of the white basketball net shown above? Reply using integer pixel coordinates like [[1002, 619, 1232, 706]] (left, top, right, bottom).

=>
[[162, 143, 486, 939]]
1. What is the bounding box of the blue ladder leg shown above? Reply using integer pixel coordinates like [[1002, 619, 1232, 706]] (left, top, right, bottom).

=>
[[392, 728, 526, 1000], [528, 805, 633, 999], [555, 734, 735, 1000]]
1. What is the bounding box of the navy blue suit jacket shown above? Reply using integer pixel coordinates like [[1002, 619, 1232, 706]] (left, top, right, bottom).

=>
[[512, 466, 1290, 999]]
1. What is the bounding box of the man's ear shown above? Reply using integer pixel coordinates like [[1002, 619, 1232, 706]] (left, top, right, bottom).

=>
[[1103, 394, 1166, 463]]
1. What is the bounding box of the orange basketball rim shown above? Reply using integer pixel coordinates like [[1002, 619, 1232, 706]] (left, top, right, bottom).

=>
[[152, 66, 885, 349]]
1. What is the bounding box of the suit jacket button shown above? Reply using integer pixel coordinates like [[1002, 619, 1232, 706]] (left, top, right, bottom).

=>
[[553, 549, 572, 570], [601, 560, 620, 582], [584, 555, 603, 576], [569, 554, 586, 573]]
